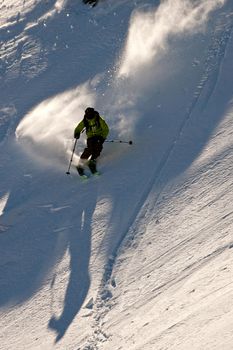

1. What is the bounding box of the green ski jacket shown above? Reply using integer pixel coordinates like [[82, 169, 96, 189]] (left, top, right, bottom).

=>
[[74, 115, 109, 139]]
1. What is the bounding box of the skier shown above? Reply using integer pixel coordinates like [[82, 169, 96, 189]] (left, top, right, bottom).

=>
[[74, 107, 109, 176]]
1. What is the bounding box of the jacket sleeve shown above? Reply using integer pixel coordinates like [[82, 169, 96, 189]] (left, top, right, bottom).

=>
[[74, 120, 85, 138], [99, 117, 109, 139]]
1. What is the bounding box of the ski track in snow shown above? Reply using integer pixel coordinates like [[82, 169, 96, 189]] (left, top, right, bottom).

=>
[[121, 11, 233, 254], [121, 9, 233, 266], [85, 10, 233, 349]]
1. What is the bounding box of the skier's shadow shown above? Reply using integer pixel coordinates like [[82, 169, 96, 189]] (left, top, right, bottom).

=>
[[48, 184, 97, 343]]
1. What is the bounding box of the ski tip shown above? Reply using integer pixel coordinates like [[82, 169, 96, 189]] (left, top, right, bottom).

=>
[[80, 175, 89, 181]]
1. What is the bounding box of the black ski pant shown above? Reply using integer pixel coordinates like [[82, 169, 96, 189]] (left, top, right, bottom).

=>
[[80, 136, 103, 161]]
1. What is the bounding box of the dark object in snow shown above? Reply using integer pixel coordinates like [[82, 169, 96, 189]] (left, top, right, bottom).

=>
[[83, 0, 99, 7]]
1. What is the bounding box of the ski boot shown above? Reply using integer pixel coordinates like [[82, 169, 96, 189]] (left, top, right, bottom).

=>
[[76, 166, 88, 180], [88, 159, 100, 176]]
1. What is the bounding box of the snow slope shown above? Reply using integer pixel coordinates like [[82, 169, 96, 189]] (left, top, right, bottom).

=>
[[1, 0, 233, 349]]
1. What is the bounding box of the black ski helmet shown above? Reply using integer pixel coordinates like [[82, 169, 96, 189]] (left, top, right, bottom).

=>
[[85, 107, 95, 119], [85, 107, 95, 114]]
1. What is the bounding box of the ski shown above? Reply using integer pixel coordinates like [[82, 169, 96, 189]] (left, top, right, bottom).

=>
[[77, 170, 101, 182], [79, 174, 89, 181], [75, 160, 101, 182]]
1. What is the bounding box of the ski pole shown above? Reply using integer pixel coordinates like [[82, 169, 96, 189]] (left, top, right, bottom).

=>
[[66, 138, 78, 175], [105, 139, 133, 145]]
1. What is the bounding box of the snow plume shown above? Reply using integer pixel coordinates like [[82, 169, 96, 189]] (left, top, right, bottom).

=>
[[103, 79, 141, 140], [0, 192, 9, 217], [119, 0, 226, 77], [55, 0, 67, 12], [16, 82, 96, 168]]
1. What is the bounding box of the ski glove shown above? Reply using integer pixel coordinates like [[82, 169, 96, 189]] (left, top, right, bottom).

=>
[[74, 131, 80, 139], [97, 136, 105, 144]]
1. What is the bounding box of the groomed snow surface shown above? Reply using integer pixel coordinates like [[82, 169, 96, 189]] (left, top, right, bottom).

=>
[[1, 0, 233, 349]]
